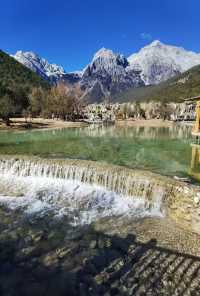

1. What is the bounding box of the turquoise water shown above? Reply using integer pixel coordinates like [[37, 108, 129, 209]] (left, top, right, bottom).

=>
[[0, 124, 199, 296], [0, 124, 195, 179]]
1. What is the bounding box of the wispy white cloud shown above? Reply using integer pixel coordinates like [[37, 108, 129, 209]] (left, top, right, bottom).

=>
[[140, 32, 152, 41]]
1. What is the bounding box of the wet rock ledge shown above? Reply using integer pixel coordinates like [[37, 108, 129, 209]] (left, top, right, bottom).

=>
[[0, 155, 200, 234]]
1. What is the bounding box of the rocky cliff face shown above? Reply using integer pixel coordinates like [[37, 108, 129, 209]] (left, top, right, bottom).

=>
[[80, 48, 144, 102], [12, 41, 200, 102], [128, 40, 200, 85], [12, 51, 66, 82]]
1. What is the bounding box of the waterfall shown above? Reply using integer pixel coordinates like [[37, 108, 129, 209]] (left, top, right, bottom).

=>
[[0, 157, 166, 203], [3, 155, 200, 226], [0, 156, 168, 224], [0, 156, 200, 232]]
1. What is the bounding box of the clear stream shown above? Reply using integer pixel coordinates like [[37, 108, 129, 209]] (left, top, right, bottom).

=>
[[0, 124, 196, 179], [0, 124, 200, 296]]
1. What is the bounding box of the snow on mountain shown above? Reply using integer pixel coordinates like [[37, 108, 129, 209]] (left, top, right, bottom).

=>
[[12, 51, 66, 81], [69, 70, 83, 78], [81, 48, 144, 101], [128, 40, 200, 85], [11, 41, 200, 102]]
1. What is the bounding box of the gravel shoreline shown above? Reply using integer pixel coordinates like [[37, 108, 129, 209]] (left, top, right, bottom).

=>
[[0, 118, 192, 132], [0, 118, 89, 131]]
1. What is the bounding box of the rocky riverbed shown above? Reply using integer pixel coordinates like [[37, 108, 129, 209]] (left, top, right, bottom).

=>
[[1, 156, 200, 295], [1, 206, 200, 296]]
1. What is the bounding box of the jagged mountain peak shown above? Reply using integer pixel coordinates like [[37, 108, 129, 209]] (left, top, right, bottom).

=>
[[141, 40, 198, 55], [12, 50, 66, 81], [128, 40, 200, 85], [81, 48, 144, 102], [148, 40, 163, 47], [93, 47, 115, 59], [89, 48, 129, 72], [10, 41, 200, 102], [15, 50, 39, 59], [93, 47, 128, 61]]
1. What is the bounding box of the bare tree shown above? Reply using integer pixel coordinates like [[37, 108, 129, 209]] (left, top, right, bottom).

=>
[[28, 83, 86, 121], [49, 83, 86, 121]]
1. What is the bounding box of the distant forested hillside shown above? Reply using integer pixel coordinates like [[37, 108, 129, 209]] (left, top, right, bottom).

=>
[[0, 49, 49, 93], [114, 64, 200, 103], [0, 49, 50, 124]]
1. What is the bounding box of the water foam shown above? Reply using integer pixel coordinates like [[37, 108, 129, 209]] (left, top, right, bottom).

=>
[[0, 172, 163, 225]]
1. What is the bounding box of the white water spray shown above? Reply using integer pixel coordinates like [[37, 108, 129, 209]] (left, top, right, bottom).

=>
[[0, 158, 164, 224]]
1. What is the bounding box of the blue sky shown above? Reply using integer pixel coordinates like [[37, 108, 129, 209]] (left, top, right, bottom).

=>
[[0, 0, 199, 71]]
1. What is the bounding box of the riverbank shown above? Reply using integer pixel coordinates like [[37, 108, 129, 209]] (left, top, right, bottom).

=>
[[0, 118, 89, 131], [0, 118, 193, 132], [116, 118, 176, 128]]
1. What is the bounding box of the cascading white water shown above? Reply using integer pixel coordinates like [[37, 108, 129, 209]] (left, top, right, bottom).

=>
[[0, 157, 164, 224], [0, 158, 165, 197]]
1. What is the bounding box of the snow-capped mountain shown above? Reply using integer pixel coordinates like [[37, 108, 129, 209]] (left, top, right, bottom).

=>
[[12, 51, 66, 82], [128, 40, 200, 85], [12, 41, 200, 102], [80, 48, 144, 101]]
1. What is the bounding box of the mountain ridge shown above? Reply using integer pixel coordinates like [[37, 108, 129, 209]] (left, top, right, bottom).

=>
[[128, 40, 200, 85], [114, 64, 200, 103], [12, 51, 66, 82], [0, 49, 49, 91], [11, 40, 200, 102], [0, 49, 50, 121], [80, 48, 144, 102]]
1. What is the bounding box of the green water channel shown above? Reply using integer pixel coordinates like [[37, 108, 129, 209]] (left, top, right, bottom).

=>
[[0, 123, 197, 179]]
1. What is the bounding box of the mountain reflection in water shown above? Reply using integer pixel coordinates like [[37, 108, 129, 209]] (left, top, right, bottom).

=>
[[0, 123, 195, 179]]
